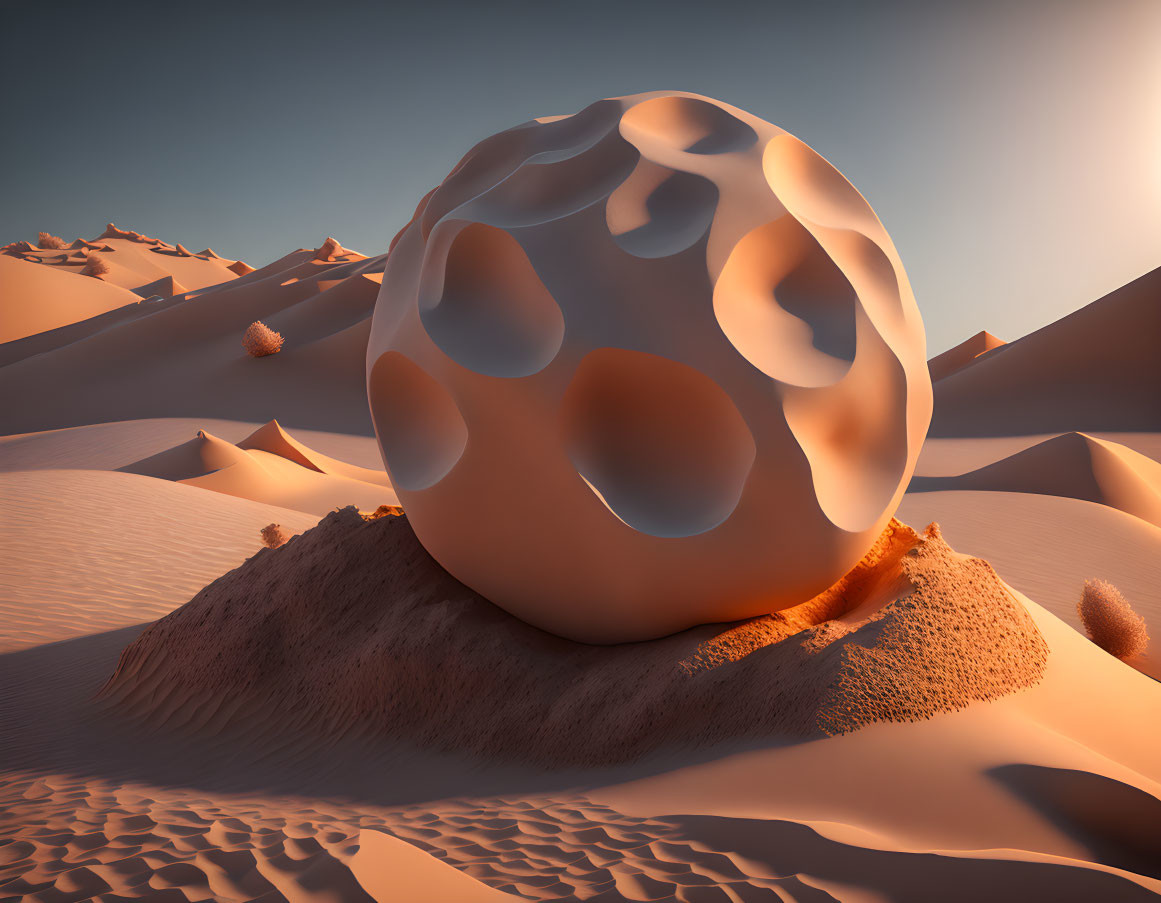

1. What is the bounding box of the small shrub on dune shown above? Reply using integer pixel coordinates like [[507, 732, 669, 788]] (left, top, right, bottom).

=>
[[81, 253, 110, 277], [242, 320, 284, 357], [37, 232, 67, 250], [1078, 579, 1149, 660], [261, 523, 291, 549]]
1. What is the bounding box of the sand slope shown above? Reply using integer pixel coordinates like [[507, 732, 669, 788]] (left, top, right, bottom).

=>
[[0, 238, 385, 435], [0, 469, 316, 654], [928, 329, 1005, 381], [0, 254, 142, 344], [930, 267, 1161, 435], [898, 489, 1161, 677], [910, 432, 1161, 528], [119, 421, 395, 516]]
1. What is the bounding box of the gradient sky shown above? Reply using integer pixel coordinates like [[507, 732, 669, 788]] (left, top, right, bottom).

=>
[[2, 0, 1158, 354]]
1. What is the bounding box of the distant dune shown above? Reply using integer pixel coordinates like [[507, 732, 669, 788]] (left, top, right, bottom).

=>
[[0, 236, 383, 435], [910, 432, 1161, 528], [120, 420, 396, 515], [931, 267, 1161, 435], [0, 224, 242, 343], [928, 330, 1005, 381]]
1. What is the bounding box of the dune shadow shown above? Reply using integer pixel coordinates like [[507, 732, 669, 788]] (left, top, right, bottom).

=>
[[988, 763, 1161, 880], [0, 621, 812, 809]]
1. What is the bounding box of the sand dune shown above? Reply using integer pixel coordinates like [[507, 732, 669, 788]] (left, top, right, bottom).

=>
[[0, 253, 141, 344], [236, 420, 389, 486], [916, 431, 1161, 477], [0, 238, 385, 435], [931, 267, 1161, 435], [928, 329, 1005, 381], [0, 417, 385, 473], [910, 432, 1161, 528], [0, 469, 316, 654], [119, 420, 395, 515], [0, 224, 240, 343]]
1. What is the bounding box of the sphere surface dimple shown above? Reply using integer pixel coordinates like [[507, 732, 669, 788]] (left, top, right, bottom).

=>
[[368, 91, 932, 644]]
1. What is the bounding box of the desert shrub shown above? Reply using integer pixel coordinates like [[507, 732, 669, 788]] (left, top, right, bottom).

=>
[[260, 523, 291, 549], [242, 320, 284, 357], [81, 253, 110, 276], [1077, 579, 1149, 660], [37, 232, 67, 250]]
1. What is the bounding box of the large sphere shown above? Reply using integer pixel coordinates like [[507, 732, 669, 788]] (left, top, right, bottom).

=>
[[368, 91, 932, 643]]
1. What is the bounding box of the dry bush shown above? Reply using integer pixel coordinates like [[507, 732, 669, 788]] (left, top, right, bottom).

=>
[[242, 320, 284, 357], [37, 232, 67, 250], [260, 523, 291, 549], [81, 253, 110, 276], [1078, 579, 1149, 660]]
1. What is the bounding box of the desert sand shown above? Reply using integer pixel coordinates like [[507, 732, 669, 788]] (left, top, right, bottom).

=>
[[3, 100, 1160, 901]]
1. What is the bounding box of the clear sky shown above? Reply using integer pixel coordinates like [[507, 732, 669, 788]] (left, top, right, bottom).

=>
[[2, 0, 1158, 354]]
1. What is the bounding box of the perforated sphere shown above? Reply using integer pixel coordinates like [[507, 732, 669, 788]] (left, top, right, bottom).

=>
[[368, 91, 932, 643]]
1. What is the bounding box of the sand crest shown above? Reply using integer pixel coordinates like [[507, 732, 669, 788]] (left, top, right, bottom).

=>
[[928, 329, 1005, 381]]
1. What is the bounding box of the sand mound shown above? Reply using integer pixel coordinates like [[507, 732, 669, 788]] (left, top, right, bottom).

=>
[[911, 432, 1161, 528], [932, 267, 1161, 435], [102, 512, 1047, 765], [929, 329, 1005, 381], [119, 422, 395, 515]]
